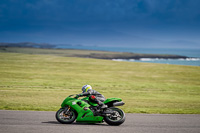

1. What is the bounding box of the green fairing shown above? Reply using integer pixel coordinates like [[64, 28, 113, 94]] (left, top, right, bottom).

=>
[[61, 96, 103, 123], [60, 96, 122, 123]]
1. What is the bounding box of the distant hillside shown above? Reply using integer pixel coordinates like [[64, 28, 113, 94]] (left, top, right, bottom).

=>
[[0, 47, 188, 60], [0, 42, 56, 49]]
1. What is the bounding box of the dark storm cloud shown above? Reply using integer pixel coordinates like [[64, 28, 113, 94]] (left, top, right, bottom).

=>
[[2, 0, 200, 23], [0, 0, 200, 48]]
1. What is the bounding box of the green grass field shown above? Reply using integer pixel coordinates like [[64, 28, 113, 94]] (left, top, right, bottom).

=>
[[0, 50, 200, 114]]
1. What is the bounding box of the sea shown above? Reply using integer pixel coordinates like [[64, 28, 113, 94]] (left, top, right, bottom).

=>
[[55, 45, 200, 66]]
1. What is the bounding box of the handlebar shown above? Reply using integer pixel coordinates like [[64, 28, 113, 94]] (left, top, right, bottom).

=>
[[69, 94, 76, 97], [68, 94, 79, 99]]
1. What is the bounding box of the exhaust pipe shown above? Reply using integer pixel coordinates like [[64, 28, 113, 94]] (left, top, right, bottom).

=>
[[113, 101, 125, 106]]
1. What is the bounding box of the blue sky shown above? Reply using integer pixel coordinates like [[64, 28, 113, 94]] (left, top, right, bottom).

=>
[[0, 0, 200, 48]]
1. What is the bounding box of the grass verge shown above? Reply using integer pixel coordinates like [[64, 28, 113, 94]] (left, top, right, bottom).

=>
[[0, 51, 199, 113]]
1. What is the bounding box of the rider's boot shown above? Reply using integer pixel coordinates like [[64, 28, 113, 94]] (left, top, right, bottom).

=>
[[97, 101, 108, 109]]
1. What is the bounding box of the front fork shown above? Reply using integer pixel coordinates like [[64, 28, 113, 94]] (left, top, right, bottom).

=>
[[63, 106, 71, 116]]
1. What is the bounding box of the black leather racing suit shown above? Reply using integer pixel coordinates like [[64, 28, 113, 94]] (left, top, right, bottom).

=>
[[78, 89, 106, 105]]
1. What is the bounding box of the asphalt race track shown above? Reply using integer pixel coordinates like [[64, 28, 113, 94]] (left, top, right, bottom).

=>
[[0, 110, 199, 133]]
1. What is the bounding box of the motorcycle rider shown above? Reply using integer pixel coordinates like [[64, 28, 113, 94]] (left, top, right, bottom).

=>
[[75, 85, 108, 109]]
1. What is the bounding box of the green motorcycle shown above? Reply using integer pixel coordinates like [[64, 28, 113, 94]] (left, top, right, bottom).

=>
[[56, 94, 125, 125]]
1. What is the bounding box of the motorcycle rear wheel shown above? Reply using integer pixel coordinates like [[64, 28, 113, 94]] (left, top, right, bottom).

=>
[[56, 108, 77, 124], [104, 107, 125, 126]]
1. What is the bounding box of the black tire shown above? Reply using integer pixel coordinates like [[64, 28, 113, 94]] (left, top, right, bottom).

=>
[[104, 107, 125, 126], [55, 108, 77, 124]]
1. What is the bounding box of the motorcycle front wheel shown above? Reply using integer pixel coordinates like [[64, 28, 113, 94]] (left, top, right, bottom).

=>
[[56, 108, 77, 124], [104, 107, 125, 126]]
